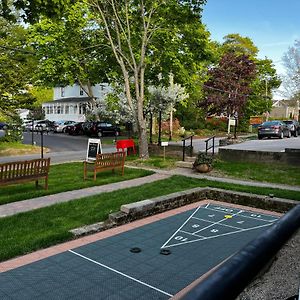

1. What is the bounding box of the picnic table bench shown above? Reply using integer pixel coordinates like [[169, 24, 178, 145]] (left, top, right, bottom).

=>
[[83, 152, 126, 180], [116, 139, 136, 155], [0, 158, 51, 190]]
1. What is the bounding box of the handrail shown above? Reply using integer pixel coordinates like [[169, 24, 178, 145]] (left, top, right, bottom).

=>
[[205, 136, 215, 156], [182, 204, 300, 300], [182, 135, 194, 161]]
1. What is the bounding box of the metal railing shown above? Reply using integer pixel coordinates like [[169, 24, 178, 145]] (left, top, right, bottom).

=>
[[205, 136, 215, 155], [182, 135, 194, 161], [182, 204, 300, 300]]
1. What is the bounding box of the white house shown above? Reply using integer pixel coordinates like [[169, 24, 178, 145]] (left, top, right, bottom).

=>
[[270, 99, 300, 121], [42, 83, 112, 122]]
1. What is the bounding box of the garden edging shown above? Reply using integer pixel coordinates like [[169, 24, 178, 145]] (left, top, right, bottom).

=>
[[69, 187, 298, 237]]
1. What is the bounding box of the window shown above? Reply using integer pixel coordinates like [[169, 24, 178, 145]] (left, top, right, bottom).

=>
[[50, 106, 53, 114], [61, 87, 65, 97], [80, 87, 84, 96], [65, 105, 69, 114]]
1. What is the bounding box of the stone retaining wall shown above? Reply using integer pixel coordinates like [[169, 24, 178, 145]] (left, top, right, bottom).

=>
[[70, 187, 298, 237], [219, 148, 300, 166]]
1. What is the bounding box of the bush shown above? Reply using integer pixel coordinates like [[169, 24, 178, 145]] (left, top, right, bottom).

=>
[[193, 152, 214, 168]]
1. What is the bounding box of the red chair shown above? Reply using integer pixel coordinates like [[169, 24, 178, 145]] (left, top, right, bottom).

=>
[[116, 139, 136, 155]]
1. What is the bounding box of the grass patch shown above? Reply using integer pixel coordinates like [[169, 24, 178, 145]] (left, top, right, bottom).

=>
[[213, 160, 300, 186], [0, 142, 41, 156], [0, 174, 299, 262], [0, 162, 153, 205], [125, 155, 178, 169]]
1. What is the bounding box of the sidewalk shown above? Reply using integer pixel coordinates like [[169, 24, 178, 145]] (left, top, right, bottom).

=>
[[0, 165, 299, 218]]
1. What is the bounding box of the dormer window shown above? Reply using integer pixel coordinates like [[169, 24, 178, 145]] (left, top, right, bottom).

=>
[[80, 87, 84, 96], [61, 87, 65, 97]]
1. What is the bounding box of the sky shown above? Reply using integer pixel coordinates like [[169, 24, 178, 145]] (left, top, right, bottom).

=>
[[202, 0, 300, 79]]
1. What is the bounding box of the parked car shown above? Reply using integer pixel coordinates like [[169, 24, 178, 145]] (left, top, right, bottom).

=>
[[0, 122, 7, 130], [257, 120, 291, 139], [282, 120, 300, 137], [25, 120, 55, 132], [53, 120, 76, 133], [66, 122, 84, 135], [87, 121, 121, 137]]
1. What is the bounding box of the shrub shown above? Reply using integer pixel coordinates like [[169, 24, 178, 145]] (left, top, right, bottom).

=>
[[193, 152, 214, 168]]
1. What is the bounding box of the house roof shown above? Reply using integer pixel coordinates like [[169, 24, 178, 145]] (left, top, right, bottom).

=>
[[42, 97, 96, 105], [272, 99, 299, 107]]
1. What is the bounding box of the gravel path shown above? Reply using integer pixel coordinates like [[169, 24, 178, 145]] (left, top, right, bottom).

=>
[[238, 229, 300, 300]]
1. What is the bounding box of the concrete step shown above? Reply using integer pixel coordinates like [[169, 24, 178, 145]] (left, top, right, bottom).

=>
[[175, 161, 194, 169], [184, 156, 196, 162]]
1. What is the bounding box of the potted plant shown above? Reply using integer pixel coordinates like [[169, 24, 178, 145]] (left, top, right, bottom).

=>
[[193, 152, 213, 173]]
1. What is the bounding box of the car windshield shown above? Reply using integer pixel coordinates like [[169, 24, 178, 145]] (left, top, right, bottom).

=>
[[283, 121, 293, 124], [262, 121, 280, 126]]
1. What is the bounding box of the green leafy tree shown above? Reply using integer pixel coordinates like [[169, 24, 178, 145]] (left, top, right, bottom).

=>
[[12, 0, 210, 159], [0, 17, 36, 118]]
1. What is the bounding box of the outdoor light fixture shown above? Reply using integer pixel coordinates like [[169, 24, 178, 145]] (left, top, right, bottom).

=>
[[35, 124, 45, 158]]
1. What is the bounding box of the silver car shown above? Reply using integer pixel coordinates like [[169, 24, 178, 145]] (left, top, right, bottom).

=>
[[258, 121, 291, 139]]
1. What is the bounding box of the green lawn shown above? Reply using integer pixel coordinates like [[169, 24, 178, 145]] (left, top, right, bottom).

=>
[[213, 160, 300, 186], [0, 174, 299, 262], [0, 162, 153, 205]]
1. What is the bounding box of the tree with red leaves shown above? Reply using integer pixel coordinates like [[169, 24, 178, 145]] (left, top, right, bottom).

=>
[[200, 52, 256, 117]]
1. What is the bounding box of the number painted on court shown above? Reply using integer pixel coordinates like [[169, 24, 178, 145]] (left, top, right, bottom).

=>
[[175, 236, 188, 242]]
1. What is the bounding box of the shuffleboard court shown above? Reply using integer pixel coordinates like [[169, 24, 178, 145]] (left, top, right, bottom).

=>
[[0, 203, 280, 299]]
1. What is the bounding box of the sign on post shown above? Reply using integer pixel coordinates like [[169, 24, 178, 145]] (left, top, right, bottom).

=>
[[86, 138, 102, 161], [227, 118, 236, 134], [161, 141, 168, 161]]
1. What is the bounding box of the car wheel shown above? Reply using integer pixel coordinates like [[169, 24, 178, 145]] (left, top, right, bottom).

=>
[[62, 128, 67, 133], [294, 131, 298, 137], [287, 131, 291, 138], [97, 131, 103, 137], [279, 131, 284, 139]]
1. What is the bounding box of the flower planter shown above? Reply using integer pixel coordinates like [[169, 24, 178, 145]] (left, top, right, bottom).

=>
[[194, 164, 212, 173]]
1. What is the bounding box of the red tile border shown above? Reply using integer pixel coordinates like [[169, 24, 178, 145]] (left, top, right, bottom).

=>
[[0, 200, 282, 273]]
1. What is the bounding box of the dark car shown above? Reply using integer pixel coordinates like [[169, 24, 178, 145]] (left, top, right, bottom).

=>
[[0, 122, 7, 130], [258, 120, 291, 139], [87, 121, 120, 137], [283, 120, 300, 137], [65, 122, 84, 135]]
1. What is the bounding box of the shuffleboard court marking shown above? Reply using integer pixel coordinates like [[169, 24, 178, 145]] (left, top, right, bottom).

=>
[[161, 203, 279, 249], [205, 206, 278, 222], [68, 249, 173, 298], [193, 217, 246, 230]]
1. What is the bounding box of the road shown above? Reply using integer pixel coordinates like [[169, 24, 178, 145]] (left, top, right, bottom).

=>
[[1, 131, 299, 164]]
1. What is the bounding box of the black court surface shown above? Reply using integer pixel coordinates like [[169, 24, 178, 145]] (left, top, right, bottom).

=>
[[0, 203, 280, 299]]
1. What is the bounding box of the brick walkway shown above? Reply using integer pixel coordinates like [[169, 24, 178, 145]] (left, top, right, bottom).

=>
[[1, 166, 299, 219], [0, 173, 170, 218]]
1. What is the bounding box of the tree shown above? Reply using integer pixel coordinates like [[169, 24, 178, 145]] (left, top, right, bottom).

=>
[[14, 0, 209, 159], [0, 17, 36, 118], [199, 53, 256, 118], [222, 33, 259, 57], [218, 34, 281, 121], [28, 2, 111, 114], [282, 40, 300, 98], [148, 74, 189, 140]]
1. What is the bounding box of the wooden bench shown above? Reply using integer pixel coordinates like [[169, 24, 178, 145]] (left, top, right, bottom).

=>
[[116, 139, 136, 155], [0, 158, 51, 190], [83, 152, 126, 180]]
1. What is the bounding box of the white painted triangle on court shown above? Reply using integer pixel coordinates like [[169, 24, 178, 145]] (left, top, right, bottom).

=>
[[161, 203, 277, 249]]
